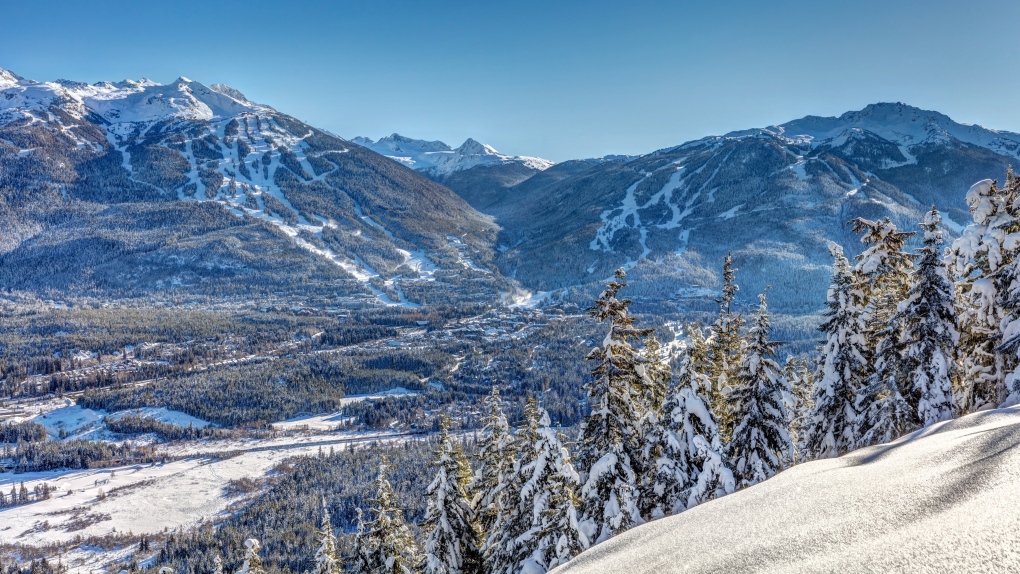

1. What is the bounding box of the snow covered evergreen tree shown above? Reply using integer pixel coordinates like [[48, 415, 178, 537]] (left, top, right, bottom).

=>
[[635, 333, 670, 520], [423, 418, 480, 574], [949, 177, 1014, 411], [986, 171, 1020, 407], [362, 460, 420, 574], [517, 407, 588, 573], [236, 539, 265, 574], [900, 207, 959, 426], [485, 398, 542, 574], [652, 329, 733, 515], [727, 290, 792, 488], [850, 216, 919, 446], [805, 244, 868, 458], [473, 386, 517, 550], [576, 269, 648, 544], [856, 315, 916, 447], [705, 253, 744, 441], [784, 357, 815, 463], [310, 498, 341, 574], [347, 509, 373, 574], [850, 216, 916, 380]]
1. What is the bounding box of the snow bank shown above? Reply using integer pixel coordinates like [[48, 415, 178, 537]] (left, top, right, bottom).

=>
[[554, 406, 1020, 574]]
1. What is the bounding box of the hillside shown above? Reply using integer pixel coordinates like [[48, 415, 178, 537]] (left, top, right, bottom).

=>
[[487, 103, 1020, 313], [555, 406, 1020, 574], [0, 69, 508, 306]]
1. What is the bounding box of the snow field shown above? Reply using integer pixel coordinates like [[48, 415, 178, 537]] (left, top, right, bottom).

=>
[[271, 388, 420, 431], [0, 431, 411, 551]]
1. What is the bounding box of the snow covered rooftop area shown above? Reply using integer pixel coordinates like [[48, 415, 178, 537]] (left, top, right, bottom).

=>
[[555, 406, 1020, 574]]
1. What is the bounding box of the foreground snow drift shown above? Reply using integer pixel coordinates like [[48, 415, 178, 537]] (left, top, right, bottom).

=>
[[555, 407, 1020, 574]]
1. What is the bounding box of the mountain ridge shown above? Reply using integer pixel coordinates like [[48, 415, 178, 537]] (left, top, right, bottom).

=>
[[0, 67, 510, 307]]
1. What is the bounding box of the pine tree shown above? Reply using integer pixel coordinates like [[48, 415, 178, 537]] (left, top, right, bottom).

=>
[[212, 556, 223, 574], [901, 207, 959, 426], [310, 498, 341, 574], [423, 418, 481, 574], [236, 539, 265, 574], [517, 407, 588, 574], [486, 398, 542, 574], [635, 333, 670, 520], [705, 253, 744, 441], [949, 177, 1013, 411], [988, 171, 1020, 407], [850, 216, 918, 446], [348, 509, 373, 574], [784, 357, 815, 463], [362, 460, 420, 574], [850, 217, 916, 383], [652, 329, 733, 516], [474, 388, 518, 573], [856, 315, 916, 446], [576, 269, 648, 545], [728, 290, 792, 488], [805, 244, 868, 458]]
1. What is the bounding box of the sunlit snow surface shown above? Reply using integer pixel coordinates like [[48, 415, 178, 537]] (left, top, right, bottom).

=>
[[555, 406, 1020, 574]]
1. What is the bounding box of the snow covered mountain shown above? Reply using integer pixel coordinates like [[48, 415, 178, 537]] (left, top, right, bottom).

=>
[[486, 103, 1020, 313], [352, 133, 553, 176], [554, 405, 1020, 573], [0, 68, 507, 306], [352, 133, 554, 211]]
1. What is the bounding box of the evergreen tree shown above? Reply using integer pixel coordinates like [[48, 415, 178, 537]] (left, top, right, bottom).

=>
[[347, 509, 373, 574], [236, 539, 265, 574], [652, 330, 733, 516], [486, 398, 542, 574], [473, 388, 518, 572], [988, 171, 1020, 407], [856, 316, 916, 446], [849, 217, 916, 383], [517, 407, 588, 574], [635, 334, 670, 520], [784, 357, 815, 463], [949, 177, 1014, 411], [901, 207, 959, 426], [423, 418, 481, 574], [362, 460, 420, 574], [576, 269, 648, 545], [805, 244, 868, 458], [850, 216, 918, 447], [310, 498, 341, 574], [705, 253, 744, 441], [728, 290, 792, 488]]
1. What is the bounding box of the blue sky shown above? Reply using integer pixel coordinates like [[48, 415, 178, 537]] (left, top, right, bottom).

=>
[[2, 0, 1016, 161]]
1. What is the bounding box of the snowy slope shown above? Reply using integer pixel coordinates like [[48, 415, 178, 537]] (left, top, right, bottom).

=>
[[0, 67, 506, 306], [555, 406, 1020, 574], [353, 133, 553, 175]]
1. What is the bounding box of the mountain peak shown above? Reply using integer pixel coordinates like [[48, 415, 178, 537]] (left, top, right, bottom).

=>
[[456, 138, 500, 156], [0, 67, 24, 89]]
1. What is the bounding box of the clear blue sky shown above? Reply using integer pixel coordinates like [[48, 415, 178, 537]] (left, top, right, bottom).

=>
[[2, 0, 1016, 161]]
